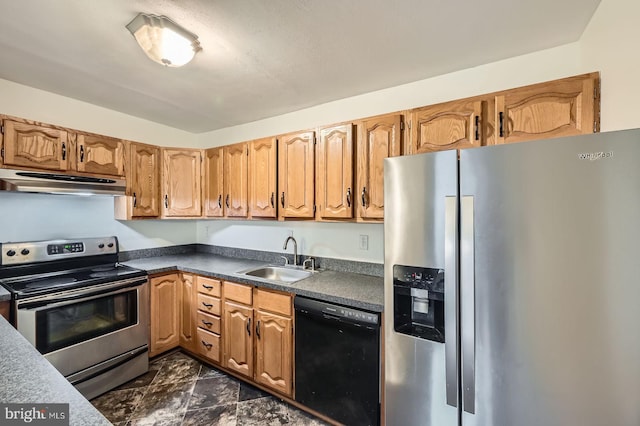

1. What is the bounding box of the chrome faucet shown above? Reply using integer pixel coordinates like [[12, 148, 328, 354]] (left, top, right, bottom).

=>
[[283, 236, 298, 266]]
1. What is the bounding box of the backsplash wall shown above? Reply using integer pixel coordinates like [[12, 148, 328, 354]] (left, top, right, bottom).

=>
[[0, 192, 196, 250]]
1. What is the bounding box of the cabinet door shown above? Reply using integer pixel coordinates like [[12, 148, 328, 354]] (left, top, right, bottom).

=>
[[223, 142, 248, 217], [162, 149, 202, 217], [2, 120, 69, 171], [224, 301, 254, 378], [278, 131, 315, 219], [248, 137, 277, 218], [76, 134, 125, 176], [203, 147, 224, 217], [316, 124, 354, 219], [410, 99, 485, 154], [357, 114, 402, 220], [495, 72, 599, 144], [150, 274, 179, 357], [130, 143, 160, 217], [179, 273, 196, 352], [255, 310, 293, 396]]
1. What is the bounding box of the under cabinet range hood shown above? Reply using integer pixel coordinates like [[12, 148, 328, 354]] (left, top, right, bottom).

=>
[[0, 169, 126, 196]]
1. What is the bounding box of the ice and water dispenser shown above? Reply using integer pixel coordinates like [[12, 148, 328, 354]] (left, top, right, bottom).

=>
[[393, 265, 445, 343]]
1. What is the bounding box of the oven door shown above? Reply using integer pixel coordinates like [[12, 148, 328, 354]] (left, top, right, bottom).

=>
[[15, 277, 149, 377]]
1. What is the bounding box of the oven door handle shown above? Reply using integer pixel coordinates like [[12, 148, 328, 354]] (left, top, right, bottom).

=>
[[18, 278, 148, 310]]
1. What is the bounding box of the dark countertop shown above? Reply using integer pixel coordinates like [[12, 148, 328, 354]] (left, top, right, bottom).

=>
[[0, 286, 10, 302], [123, 253, 384, 312], [0, 317, 110, 426]]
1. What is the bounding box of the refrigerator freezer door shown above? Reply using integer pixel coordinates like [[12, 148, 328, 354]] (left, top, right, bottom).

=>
[[384, 150, 458, 426], [459, 129, 640, 426]]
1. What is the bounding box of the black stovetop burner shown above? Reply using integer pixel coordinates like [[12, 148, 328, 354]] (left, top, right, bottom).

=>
[[0, 263, 146, 299], [0, 236, 146, 300]]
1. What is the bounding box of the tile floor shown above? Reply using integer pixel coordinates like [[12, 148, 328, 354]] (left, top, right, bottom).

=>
[[90, 351, 329, 425]]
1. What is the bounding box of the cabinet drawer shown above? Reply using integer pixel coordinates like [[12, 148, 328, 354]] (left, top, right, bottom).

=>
[[197, 311, 221, 335], [254, 288, 292, 316], [224, 282, 253, 305], [196, 328, 221, 363], [197, 276, 221, 297], [197, 293, 221, 316]]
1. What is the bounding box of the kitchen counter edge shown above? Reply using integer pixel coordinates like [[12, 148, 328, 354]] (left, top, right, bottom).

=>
[[122, 254, 384, 313]]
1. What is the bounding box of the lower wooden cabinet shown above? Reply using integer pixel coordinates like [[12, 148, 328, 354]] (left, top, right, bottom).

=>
[[221, 283, 294, 396], [195, 276, 222, 363], [223, 300, 254, 378], [150, 273, 180, 357], [179, 273, 196, 353], [254, 310, 292, 395], [150, 273, 294, 398]]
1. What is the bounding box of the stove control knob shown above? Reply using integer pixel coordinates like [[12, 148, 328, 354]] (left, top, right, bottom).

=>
[[21, 249, 30, 256], [98, 244, 105, 249], [6, 250, 16, 257]]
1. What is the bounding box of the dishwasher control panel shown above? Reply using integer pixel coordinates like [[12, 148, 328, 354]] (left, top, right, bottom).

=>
[[294, 296, 379, 325]]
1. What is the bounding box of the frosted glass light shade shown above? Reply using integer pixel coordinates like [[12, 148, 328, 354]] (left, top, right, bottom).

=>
[[126, 13, 201, 67]]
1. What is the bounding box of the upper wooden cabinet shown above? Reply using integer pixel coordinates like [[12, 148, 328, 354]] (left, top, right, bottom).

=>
[[316, 124, 354, 220], [1, 119, 70, 171], [223, 142, 248, 218], [409, 99, 488, 154], [129, 142, 160, 217], [357, 114, 403, 220], [495, 72, 599, 144], [248, 137, 277, 218], [75, 133, 125, 176], [278, 131, 315, 219], [162, 148, 202, 217], [203, 147, 224, 217]]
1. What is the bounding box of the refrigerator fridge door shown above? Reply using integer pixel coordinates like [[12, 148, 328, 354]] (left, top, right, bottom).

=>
[[459, 129, 640, 426], [384, 150, 458, 426]]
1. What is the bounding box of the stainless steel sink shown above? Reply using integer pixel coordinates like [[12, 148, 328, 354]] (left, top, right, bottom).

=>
[[240, 266, 314, 283]]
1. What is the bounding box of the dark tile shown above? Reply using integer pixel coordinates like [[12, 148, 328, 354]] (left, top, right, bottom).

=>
[[199, 364, 227, 379], [91, 388, 145, 424], [287, 406, 331, 426], [188, 376, 240, 410], [116, 361, 163, 391], [238, 382, 270, 402], [182, 404, 237, 426], [237, 397, 289, 425], [151, 355, 201, 386], [130, 380, 195, 421], [128, 412, 185, 425]]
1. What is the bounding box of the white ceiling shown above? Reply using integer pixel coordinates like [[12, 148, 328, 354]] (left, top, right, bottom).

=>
[[0, 0, 600, 133]]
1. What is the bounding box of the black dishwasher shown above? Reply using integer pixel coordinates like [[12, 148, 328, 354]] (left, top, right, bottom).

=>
[[294, 296, 380, 426]]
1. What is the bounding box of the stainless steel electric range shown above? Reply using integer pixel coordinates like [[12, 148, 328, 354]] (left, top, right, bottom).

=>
[[0, 236, 149, 400]]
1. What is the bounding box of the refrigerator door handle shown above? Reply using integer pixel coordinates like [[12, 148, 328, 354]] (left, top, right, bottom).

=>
[[444, 196, 459, 408], [461, 195, 476, 414]]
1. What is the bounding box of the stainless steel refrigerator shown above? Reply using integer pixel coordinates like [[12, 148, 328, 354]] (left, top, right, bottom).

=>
[[384, 129, 640, 426]]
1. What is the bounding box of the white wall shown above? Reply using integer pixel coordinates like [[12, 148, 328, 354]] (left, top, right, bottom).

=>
[[579, 0, 640, 132], [2, 0, 637, 260]]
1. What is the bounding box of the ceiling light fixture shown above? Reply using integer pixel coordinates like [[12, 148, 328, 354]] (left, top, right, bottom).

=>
[[126, 13, 202, 67]]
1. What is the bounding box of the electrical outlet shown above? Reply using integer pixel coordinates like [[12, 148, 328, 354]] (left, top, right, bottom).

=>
[[359, 234, 369, 250]]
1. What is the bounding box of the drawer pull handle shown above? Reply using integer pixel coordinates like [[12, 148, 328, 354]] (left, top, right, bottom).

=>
[[202, 284, 213, 290], [79, 145, 85, 162], [201, 320, 213, 327], [62, 142, 67, 160], [202, 302, 213, 308], [201, 340, 213, 349]]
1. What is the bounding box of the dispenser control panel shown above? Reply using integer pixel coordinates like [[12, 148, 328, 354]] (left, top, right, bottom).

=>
[[393, 265, 444, 293]]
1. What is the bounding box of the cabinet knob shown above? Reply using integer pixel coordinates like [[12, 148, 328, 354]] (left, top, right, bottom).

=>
[[225, 194, 230, 209], [346, 187, 351, 207], [256, 320, 261, 339], [217, 194, 222, 208], [79, 145, 85, 162], [61, 142, 66, 161], [132, 192, 137, 207], [164, 194, 169, 209], [246, 318, 252, 336], [281, 192, 285, 208], [361, 187, 366, 207], [271, 192, 275, 208]]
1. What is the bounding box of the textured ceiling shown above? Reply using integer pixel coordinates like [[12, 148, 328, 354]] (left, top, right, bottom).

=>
[[0, 0, 601, 133]]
